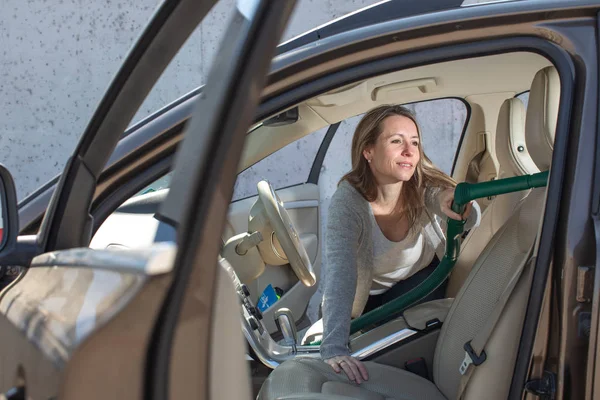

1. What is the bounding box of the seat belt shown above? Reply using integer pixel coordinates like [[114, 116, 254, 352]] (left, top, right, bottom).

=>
[[464, 132, 488, 184], [456, 245, 537, 399]]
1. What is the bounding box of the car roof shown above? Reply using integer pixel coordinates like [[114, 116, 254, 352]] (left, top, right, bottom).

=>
[[275, 0, 524, 55]]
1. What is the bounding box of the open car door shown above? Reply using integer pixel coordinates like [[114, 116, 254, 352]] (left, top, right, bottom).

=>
[[150, 1, 297, 398], [0, 0, 296, 398]]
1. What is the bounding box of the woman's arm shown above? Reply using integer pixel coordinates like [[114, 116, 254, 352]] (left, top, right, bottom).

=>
[[425, 186, 482, 231], [320, 192, 363, 360]]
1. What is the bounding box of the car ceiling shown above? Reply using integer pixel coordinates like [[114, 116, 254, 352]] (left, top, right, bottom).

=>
[[239, 51, 551, 172]]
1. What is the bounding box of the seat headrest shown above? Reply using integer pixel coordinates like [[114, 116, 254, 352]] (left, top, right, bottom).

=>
[[495, 98, 539, 177], [525, 66, 560, 170]]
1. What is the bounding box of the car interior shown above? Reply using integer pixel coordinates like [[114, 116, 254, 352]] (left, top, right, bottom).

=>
[[90, 49, 558, 399]]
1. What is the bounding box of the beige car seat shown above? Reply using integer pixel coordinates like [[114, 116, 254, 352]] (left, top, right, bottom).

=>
[[301, 95, 539, 344], [525, 66, 560, 170], [258, 66, 559, 400], [446, 96, 539, 297]]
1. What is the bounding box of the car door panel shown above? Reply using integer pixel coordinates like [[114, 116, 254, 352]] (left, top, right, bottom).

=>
[[225, 183, 321, 333], [148, 0, 297, 395], [0, 245, 174, 398], [0, 0, 220, 395], [0, 315, 60, 399]]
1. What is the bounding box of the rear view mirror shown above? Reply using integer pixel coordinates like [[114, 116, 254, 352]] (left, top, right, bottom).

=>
[[0, 164, 19, 253], [263, 107, 299, 127]]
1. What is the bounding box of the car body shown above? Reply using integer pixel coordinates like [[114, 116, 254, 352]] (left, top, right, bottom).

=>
[[0, 0, 598, 399]]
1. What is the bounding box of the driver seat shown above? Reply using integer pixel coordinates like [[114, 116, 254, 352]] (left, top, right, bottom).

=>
[[258, 66, 559, 400]]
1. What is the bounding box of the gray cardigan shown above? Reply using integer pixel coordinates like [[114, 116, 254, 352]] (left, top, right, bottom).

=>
[[320, 181, 481, 359]]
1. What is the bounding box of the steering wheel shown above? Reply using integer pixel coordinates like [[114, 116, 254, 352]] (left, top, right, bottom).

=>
[[256, 181, 316, 287]]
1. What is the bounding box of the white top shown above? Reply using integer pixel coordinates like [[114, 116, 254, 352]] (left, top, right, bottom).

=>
[[369, 210, 437, 295]]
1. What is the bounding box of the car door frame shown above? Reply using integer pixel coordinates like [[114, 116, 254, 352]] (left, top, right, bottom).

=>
[[147, 1, 298, 398], [154, 6, 593, 400], [1, 1, 594, 397], [77, 4, 597, 398]]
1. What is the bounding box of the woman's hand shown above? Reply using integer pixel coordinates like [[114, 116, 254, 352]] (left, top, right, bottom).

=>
[[324, 355, 369, 384], [438, 188, 473, 221]]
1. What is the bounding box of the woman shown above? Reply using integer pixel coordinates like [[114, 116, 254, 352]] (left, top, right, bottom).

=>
[[320, 104, 480, 384]]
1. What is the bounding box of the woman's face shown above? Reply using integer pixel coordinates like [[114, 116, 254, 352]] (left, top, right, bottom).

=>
[[363, 115, 421, 185]]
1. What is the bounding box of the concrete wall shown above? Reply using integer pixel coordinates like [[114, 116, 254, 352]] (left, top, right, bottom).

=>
[[1, 0, 490, 200]]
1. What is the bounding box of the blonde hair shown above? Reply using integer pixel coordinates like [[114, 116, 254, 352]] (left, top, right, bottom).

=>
[[341, 104, 456, 229]]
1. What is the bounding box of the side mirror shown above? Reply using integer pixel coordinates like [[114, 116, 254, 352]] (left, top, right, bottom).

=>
[[0, 164, 19, 254]]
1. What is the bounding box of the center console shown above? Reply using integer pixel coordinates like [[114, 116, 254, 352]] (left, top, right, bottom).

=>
[[221, 256, 453, 369]]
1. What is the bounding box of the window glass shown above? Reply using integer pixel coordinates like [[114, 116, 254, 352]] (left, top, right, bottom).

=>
[[91, 126, 327, 249], [516, 91, 529, 108], [136, 174, 172, 196], [231, 127, 328, 201]]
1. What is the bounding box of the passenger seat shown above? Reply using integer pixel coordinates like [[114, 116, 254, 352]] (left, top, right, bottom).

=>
[[446, 95, 539, 297]]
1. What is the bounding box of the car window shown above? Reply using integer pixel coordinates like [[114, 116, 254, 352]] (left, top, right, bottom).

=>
[[91, 125, 328, 249], [137, 174, 172, 196], [93, 96, 466, 252], [123, 98, 467, 225], [516, 91, 529, 108], [231, 127, 328, 201]]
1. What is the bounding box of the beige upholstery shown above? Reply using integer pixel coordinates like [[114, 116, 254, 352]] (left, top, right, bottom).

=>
[[403, 298, 454, 331], [433, 188, 543, 398], [444, 65, 559, 397], [525, 66, 559, 169], [260, 187, 545, 400], [446, 97, 536, 297], [258, 66, 558, 400], [259, 358, 446, 400], [495, 99, 540, 177]]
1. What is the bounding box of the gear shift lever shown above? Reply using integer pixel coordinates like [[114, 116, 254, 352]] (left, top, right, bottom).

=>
[[274, 308, 298, 351]]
